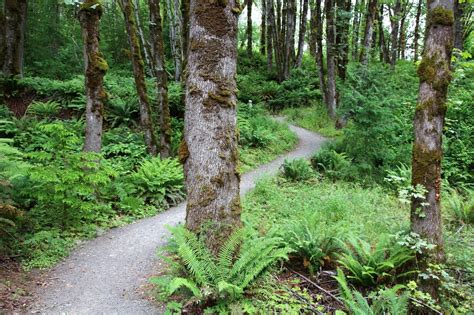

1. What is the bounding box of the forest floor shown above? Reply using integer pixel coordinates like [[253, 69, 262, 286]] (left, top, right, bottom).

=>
[[17, 121, 326, 314]]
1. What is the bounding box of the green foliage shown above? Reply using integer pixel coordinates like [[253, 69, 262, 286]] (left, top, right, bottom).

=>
[[334, 269, 409, 315], [26, 100, 61, 119], [280, 158, 315, 182], [311, 145, 352, 180], [282, 104, 342, 137], [445, 190, 474, 225], [132, 157, 185, 208], [336, 234, 415, 287], [152, 226, 291, 308]]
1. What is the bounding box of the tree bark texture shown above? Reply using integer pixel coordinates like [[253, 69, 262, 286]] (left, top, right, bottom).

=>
[[351, 0, 364, 61], [149, 0, 172, 158], [308, 0, 317, 57], [295, 0, 308, 67], [167, 0, 184, 81], [133, 0, 152, 74], [246, 0, 253, 57], [119, 0, 158, 156], [184, 0, 241, 254], [3, 0, 27, 77], [411, 0, 454, 298], [359, 0, 377, 65], [377, 4, 390, 63], [80, 1, 107, 153], [325, 0, 337, 119], [266, 0, 274, 72], [336, 0, 351, 79]]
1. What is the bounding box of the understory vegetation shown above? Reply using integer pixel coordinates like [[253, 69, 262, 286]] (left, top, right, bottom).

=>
[[150, 57, 474, 314]]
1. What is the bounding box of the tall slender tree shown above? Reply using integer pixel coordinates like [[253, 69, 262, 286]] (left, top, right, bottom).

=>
[[335, 0, 351, 79], [411, 0, 454, 300], [351, 0, 364, 61], [133, 0, 152, 73], [378, 4, 390, 63], [167, 0, 184, 81], [266, 0, 275, 72], [390, 0, 401, 68], [3, 0, 27, 78], [325, 0, 337, 119], [308, 0, 317, 57], [295, 0, 309, 67], [119, 0, 158, 155], [315, 0, 326, 105], [413, 0, 422, 61], [359, 0, 377, 65], [246, 0, 253, 57], [184, 0, 241, 254], [149, 0, 172, 158], [80, 0, 108, 153], [260, 0, 266, 55]]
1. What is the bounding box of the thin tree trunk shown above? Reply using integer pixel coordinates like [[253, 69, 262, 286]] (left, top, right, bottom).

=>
[[413, 0, 422, 61], [390, 0, 401, 69], [453, 0, 465, 50], [397, 2, 410, 60], [80, 1, 107, 153], [309, 0, 317, 57], [351, 0, 363, 61], [260, 0, 266, 55], [184, 0, 241, 255], [266, 0, 274, 72], [3, 0, 27, 78], [181, 0, 190, 66], [325, 0, 337, 119], [284, 0, 296, 78], [133, 0, 152, 74], [315, 0, 326, 105], [0, 9, 5, 76], [119, 0, 158, 156], [149, 0, 171, 158], [167, 0, 184, 81], [295, 0, 308, 67], [359, 0, 377, 65], [411, 0, 454, 300], [336, 0, 351, 79], [246, 0, 253, 57]]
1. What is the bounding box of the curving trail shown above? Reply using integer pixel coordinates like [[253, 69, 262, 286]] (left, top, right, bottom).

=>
[[31, 121, 326, 314]]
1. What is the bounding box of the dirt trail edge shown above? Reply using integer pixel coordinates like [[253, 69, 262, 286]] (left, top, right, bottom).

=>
[[31, 121, 326, 314]]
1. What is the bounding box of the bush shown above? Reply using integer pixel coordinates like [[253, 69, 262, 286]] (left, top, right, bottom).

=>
[[311, 145, 352, 180], [280, 158, 315, 182], [336, 234, 415, 287], [151, 226, 291, 310]]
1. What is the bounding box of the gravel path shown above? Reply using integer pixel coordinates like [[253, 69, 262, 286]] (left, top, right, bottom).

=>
[[30, 122, 326, 314]]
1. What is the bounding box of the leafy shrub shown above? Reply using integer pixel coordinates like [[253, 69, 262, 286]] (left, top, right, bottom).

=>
[[21, 123, 115, 228], [22, 230, 73, 270], [336, 234, 415, 287], [132, 157, 185, 208], [151, 226, 291, 308], [238, 103, 278, 148], [280, 158, 315, 181]]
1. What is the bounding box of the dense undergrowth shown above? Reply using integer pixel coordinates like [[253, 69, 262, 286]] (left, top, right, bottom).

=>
[[151, 56, 473, 314], [0, 51, 304, 269]]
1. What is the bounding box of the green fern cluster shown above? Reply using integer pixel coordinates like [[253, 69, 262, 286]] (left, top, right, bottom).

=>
[[336, 234, 415, 287], [281, 158, 315, 181], [26, 100, 61, 119], [152, 226, 291, 305], [334, 269, 409, 315]]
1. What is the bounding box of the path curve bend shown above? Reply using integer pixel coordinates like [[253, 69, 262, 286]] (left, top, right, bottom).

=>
[[31, 122, 326, 314]]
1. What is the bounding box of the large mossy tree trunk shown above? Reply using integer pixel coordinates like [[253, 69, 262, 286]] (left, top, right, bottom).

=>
[[359, 0, 377, 65], [149, 0, 172, 158], [3, 0, 27, 78], [184, 0, 241, 255], [79, 1, 108, 153], [119, 0, 158, 156], [413, 0, 422, 61], [315, 0, 326, 106], [389, 0, 401, 69], [325, 0, 337, 119], [411, 0, 454, 301], [166, 0, 184, 81], [246, 0, 252, 57], [295, 0, 308, 68]]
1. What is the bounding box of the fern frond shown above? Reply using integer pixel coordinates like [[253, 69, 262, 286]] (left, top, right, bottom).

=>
[[168, 277, 202, 298], [217, 228, 245, 282]]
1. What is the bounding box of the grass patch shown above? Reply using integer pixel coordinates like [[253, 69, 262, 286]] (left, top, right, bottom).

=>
[[282, 103, 342, 138]]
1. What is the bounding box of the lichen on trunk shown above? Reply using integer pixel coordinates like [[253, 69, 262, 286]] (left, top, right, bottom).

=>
[[79, 0, 108, 153], [184, 0, 241, 255]]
